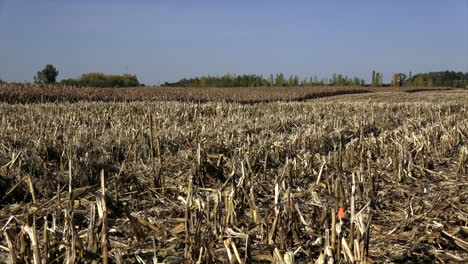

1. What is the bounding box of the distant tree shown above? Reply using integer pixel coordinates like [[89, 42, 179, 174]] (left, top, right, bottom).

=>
[[406, 71, 467, 87], [331, 74, 337, 85], [371, 71, 376, 86], [80, 72, 106, 87], [194, 78, 200, 87], [163, 73, 368, 88], [60, 78, 81, 86], [377, 73, 383, 86], [392, 73, 407, 87], [293, 75, 300, 86], [200, 77, 207, 87], [371, 71, 383, 87], [353, 77, 361, 86], [268, 74, 274, 87], [275, 73, 284, 87], [416, 74, 425, 86], [392, 74, 398, 87], [34, 64, 59, 84], [427, 77, 433, 87], [121, 74, 140, 87], [287, 75, 294, 87], [61, 73, 140, 87], [399, 73, 407, 86], [224, 73, 233, 87]]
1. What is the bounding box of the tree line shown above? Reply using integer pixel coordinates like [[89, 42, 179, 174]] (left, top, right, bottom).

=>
[[33, 64, 142, 87], [61, 73, 142, 88], [392, 71, 468, 88], [162, 73, 366, 87], [2, 64, 466, 88], [165, 71, 467, 88]]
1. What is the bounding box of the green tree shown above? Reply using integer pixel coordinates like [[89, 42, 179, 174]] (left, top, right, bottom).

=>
[[63, 73, 141, 87], [275, 73, 284, 87], [405, 71, 467, 87], [371, 71, 382, 87], [293, 75, 300, 86], [163, 73, 370, 88], [392, 73, 407, 87], [194, 78, 201, 87], [371, 71, 376, 86], [427, 77, 433, 87], [331, 74, 338, 85], [80, 73, 106, 87], [287, 75, 294, 87], [371, 72, 383, 87], [121, 74, 140, 87], [34, 64, 59, 84], [61, 78, 81, 86], [200, 77, 207, 87], [416, 74, 425, 86]]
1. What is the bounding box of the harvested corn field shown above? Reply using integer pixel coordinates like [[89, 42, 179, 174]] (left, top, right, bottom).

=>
[[0, 90, 467, 263], [0, 83, 452, 104]]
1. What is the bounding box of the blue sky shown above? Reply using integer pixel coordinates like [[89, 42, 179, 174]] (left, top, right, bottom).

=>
[[1, 0, 467, 85]]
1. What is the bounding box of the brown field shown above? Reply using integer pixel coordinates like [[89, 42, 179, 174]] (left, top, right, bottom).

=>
[[0, 83, 453, 104], [0, 88, 467, 263]]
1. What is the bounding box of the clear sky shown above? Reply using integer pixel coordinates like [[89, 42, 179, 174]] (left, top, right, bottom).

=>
[[1, 0, 467, 85]]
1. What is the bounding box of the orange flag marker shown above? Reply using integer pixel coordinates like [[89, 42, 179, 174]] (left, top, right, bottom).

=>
[[337, 207, 346, 219]]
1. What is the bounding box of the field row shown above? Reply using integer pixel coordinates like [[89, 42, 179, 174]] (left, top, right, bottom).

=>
[[0, 83, 453, 103]]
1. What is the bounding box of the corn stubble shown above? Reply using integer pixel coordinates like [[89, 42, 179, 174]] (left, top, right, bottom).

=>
[[0, 91, 467, 263], [0, 83, 452, 104]]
